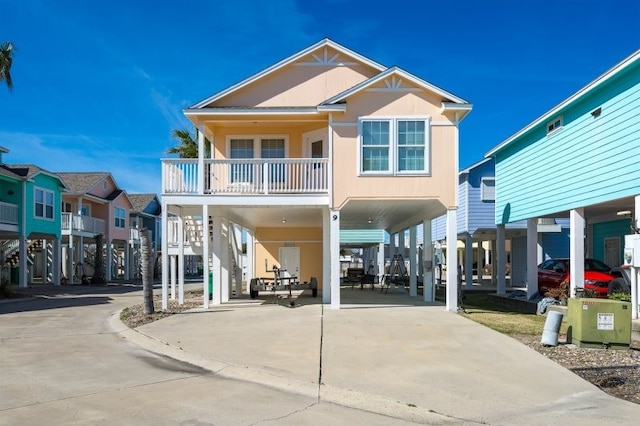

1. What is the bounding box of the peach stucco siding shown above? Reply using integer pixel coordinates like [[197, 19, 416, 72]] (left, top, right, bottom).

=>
[[254, 227, 324, 288], [210, 51, 379, 108]]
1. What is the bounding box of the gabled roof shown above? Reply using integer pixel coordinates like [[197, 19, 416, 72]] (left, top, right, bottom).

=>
[[106, 189, 135, 209], [56, 172, 110, 194], [128, 193, 160, 214], [0, 146, 9, 154], [459, 157, 493, 176], [5, 164, 68, 188], [189, 38, 387, 109], [486, 48, 640, 158], [0, 164, 22, 180], [322, 66, 470, 106]]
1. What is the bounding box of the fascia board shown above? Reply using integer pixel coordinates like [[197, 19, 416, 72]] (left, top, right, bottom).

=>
[[486, 49, 640, 158]]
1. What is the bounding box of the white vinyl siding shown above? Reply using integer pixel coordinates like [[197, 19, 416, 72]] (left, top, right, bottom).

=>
[[360, 117, 429, 174]]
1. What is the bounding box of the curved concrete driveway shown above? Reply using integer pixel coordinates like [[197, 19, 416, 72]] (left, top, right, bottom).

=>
[[0, 286, 431, 425]]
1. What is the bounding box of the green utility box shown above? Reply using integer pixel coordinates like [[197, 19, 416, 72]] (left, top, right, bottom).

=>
[[208, 272, 213, 298], [567, 298, 631, 349]]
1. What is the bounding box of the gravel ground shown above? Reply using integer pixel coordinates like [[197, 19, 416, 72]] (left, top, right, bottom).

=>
[[119, 291, 640, 406]]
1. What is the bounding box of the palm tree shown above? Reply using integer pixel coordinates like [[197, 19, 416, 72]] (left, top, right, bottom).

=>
[[140, 227, 154, 314], [0, 41, 14, 92], [167, 128, 211, 158]]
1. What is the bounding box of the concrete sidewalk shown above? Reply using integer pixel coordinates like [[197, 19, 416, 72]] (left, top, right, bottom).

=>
[[111, 286, 640, 425]]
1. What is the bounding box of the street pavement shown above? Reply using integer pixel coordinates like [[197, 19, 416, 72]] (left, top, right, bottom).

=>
[[2, 283, 640, 425]]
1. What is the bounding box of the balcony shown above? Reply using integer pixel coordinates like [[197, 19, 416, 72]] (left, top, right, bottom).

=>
[[62, 213, 106, 236], [0, 201, 18, 226], [162, 158, 329, 195]]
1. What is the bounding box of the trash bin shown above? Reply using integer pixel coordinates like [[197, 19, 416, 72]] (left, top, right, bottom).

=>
[[208, 272, 213, 299]]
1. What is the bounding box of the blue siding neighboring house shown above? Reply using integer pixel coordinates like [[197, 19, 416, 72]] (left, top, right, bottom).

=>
[[431, 157, 568, 288], [485, 49, 640, 308]]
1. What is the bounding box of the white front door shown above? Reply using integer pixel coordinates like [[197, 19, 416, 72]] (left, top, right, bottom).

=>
[[279, 247, 300, 279]]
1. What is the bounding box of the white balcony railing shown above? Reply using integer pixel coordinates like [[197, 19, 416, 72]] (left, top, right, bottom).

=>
[[0, 201, 18, 225], [62, 213, 106, 235], [163, 158, 329, 195]]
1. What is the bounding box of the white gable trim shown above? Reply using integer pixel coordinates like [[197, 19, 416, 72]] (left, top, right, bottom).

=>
[[485, 48, 640, 158], [322, 66, 469, 105], [190, 39, 386, 109], [294, 47, 359, 66]]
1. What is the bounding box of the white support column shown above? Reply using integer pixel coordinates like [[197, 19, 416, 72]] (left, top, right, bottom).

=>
[[41, 240, 48, 283], [409, 226, 417, 297], [322, 208, 331, 304], [496, 225, 506, 294], [398, 230, 406, 258], [170, 255, 177, 300], [491, 239, 497, 285], [464, 233, 473, 289], [422, 219, 434, 302], [106, 239, 112, 282], [377, 242, 385, 280], [526, 218, 539, 298], [390, 232, 397, 259], [53, 238, 61, 286], [221, 219, 230, 303], [124, 245, 130, 280], [246, 230, 254, 284], [177, 215, 185, 304], [476, 239, 484, 284], [19, 235, 27, 288], [234, 224, 243, 296], [62, 245, 68, 281], [569, 208, 585, 298], [211, 215, 222, 305], [330, 209, 341, 309], [633, 196, 640, 319], [446, 208, 458, 311], [68, 238, 74, 283], [161, 204, 168, 310], [203, 204, 211, 308]]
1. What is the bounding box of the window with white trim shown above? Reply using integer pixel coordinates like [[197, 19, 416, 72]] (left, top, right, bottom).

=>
[[228, 136, 287, 183], [34, 188, 54, 220], [481, 178, 496, 201], [546, 116, 563, 135], [360, 118, 429, 174], [115, 207, 126, 228]]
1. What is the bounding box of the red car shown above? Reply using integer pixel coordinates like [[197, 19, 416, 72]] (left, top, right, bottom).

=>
[[537, 258, 614, 298]]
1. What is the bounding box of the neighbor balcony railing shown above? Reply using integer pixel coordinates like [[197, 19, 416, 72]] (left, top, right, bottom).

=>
[[162, 158, 329, 195], [0, 201, 18, 225], [61, 213, 106, 235]]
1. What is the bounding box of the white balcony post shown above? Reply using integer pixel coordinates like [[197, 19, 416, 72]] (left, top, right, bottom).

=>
[[262, 162, 269, 194], [409, 226, 417, 297], [330, 209, 341, 309], [526, 219, 539, 299], [211, 214, 222, 305], [496, 225, 507, 294], [322, 208, 331, 304], [203, 204, 211, 308], [178, 213, 185, 304], [221, 219, 230, 303], [446, 208, 458, 312], [422, 219, 434, 302], [464, 233, 473, 289], [161, 203, 169, 310], [570, 208, 585, 298]]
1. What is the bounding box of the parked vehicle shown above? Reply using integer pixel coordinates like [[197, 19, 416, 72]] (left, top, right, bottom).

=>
[[608, 266, 632, 296], [537, 258, 614, 298]]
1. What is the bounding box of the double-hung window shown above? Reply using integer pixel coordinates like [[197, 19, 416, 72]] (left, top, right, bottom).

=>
[[35, 188, 54, 220], [229, 139, 255, 183], [360, 118, 429, 174], [115, 207, 126, 228]]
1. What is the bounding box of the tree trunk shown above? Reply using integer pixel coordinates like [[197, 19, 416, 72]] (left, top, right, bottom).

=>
[[141, 227, 154, 315], [91, 234, 106, 285]]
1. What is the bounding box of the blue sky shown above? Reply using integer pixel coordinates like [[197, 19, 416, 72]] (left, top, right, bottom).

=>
[[1, 0, 639, 195]]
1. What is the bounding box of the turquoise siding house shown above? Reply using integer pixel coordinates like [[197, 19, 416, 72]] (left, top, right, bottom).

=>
[[485, 49, 640, 304], [0, 149, 67, 287]]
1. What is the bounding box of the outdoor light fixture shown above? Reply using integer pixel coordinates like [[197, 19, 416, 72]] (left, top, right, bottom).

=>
[[281, 218, 287, 223], [367, 218, 372, 224], [617, 210, 632, 217]]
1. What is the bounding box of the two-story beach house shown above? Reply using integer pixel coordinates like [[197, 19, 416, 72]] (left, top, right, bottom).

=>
[[57, 172, 133, 283], [0, 147, 67, 287], [161, 39, 472, 310], [485, 49, 640, 318]]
